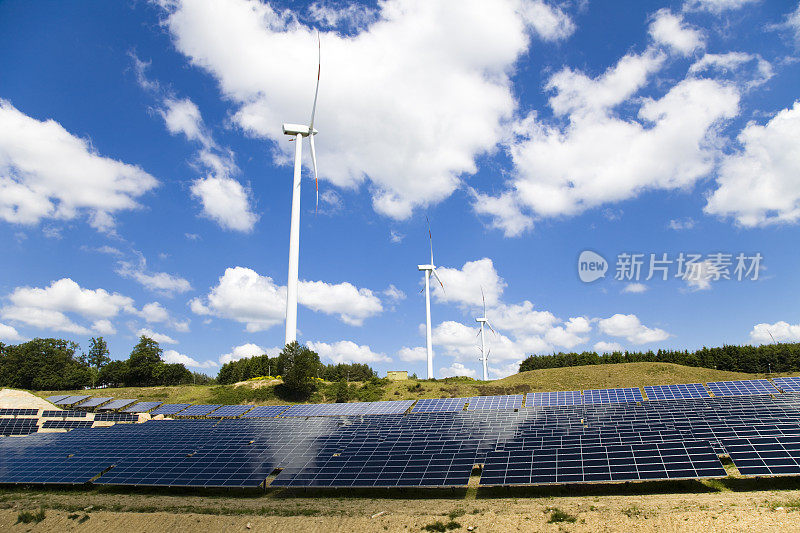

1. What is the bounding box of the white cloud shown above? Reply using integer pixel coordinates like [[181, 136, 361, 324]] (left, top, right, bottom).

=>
[[785, 4, 800, 42], [190, 175, 258, 232], [92, 319, 116, 335], [489, 300, 558, 336], [705, 102, 800, 227], [190, 266, 383, 331], [597, 313, 669, 344], [0, 100, 157, 231], [475, 49, 739, 232], [298, 280, 383, 326], [116, 256, 192, 296], [668, 218, 696, 230], [543, 316, 591, 349], [682, 259, 719, 291], [431, 258, 506, 308], [389, 230, 405, 243], [398, 346, 428, 362], [622, 282, 648, 294], [160, 98, 211, 145], [683, 0, 760, 14], [163, 349, 217, 369], [439, 361, 477, 378], [432, 320, 546, 363], [0, 322, 24, 342], [308, 340, 391, 364], [594, 341, 624, 353], [489, 360, 523, 379], [218, 342, 278, 365], [135, 301, 190, 332], [689, 52, 773, 89], [470, 190, 533, 237], [750, 321, 800, 344], [649, 9, 704, 56], [156, 0, 574, 219], [137, 328, 178, 345]]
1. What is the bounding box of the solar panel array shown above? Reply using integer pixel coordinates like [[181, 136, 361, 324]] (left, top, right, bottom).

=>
[[774, 377, 800, 393], [45, 395, 69, 403], [281, 400, 414, 418], [122, 401, 162, 413], [41, 420, 94, 430], [707, 379, 777, 397], [94, 413, 139, 422], [583, 388, 643, 404], [467, 395, 523, 411], [207, 405, 254, 418], [75, 397, 113, 409], [40, 410, 88, 418], [526, 391, 583, 407], [53, 395, 90, 406], [721, 436, 800, 476], [0, 419, 38, 436], [149, 404, 191, 416], [411, 397, 468, 413], [175, 405, 222, 417], [644, 383, 709, 400], [97, 399, 137, 411], [0, 409, 39, 417], [241, 405, 289, 418]]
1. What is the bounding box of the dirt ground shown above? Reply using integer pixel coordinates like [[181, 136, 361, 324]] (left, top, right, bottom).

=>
[[1, 476, 799, 532]]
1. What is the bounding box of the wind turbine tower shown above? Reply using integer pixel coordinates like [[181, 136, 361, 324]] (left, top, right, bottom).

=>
[[476, 288, 496, 381], [418, 221, 444, 379], [282, 35, 321, 346]]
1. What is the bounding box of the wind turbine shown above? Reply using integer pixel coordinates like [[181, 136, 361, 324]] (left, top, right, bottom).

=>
[[475, 287, 496, 381], [418, 219, 444, 379], [282, 34, 321, 346]]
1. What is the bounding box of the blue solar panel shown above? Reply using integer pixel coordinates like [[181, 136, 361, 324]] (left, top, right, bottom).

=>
[[526, 391, 583, 407], [96, 399, 137, 411], [150, 404, 191, 416], [54, 395, 90, 406], [176, 405, 222, 417], [644, 383, 709, 401], [74, 397, 114, 409], [707, 380, 777, 397], [0, 419, 39, 435], [0, 409, 39, 417], [467, 395, 523, 411], [281, 400, 415, 417], [411, 398, 468, 413], [40, 410, 88, 418], [45, 395, 70, 403], [207, 405, 254, 418], [722, 436, 800, 476], [42, 420, 94, 430], [122, 401, 162, 413], [240, 405, 289, 418], [583, 388, 643, 404], [773, 377, 800, 393]]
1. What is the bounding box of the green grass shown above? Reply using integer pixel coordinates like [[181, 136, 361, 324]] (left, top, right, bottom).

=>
[[422, 520, 461, 531], [547, 507, 577, 523], [16, 507, 46, 524]]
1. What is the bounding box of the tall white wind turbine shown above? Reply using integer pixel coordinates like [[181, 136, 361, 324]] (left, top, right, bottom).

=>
[[418, 220, 444, 379], [282, 34, 321, 346], [476, 287, 496, 381]]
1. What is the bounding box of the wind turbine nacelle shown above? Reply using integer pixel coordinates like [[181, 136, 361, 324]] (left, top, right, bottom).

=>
[[282, 123, 318, 136], [418, 264, 434, 271], [476, 318, 487, 323]]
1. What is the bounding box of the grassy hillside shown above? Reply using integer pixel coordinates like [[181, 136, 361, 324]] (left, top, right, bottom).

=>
[[32, 362, 800, 406]]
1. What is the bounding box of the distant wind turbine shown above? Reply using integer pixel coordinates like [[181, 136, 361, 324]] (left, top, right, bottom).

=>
[[282, 33, 321, 346], [475, 287, 496, 381], [418, 218, 444, 379]]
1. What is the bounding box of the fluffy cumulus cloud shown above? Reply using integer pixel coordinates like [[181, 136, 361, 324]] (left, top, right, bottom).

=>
[[2, 278, 136, 335], [705, 102, 800, 227], [218, 342, 279, 365], [622, 283, 648, 294], [307, 340, 391, 364], [649, 9, 704, 56], [190, 266, 383, 331], [689, 52, 773, 89], [594, 341, 624, 353], [397, 346, 428, 362], [473, 47, 740, 235], [0, 322, 24, 342], [439, 361, 477, 378], [750, 321, 800, 344], [431, 258, 506, 307], [0, 100, 157, 232], [597, 314, 669, 344], [137, 328, 178, 345], [116, 258, 192, 296], [163, 349, 217, 369], [683, 0, 760, 14], [156, 0, 574, 219], [190, 175, 258, 232]]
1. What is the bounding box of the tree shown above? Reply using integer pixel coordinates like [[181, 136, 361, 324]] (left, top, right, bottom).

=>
[[86, 336, 111, 388], [0, 338, 91, 390], [98, 360, 128, 387], [126, 336, 163, 386], [280, 342, 320, 399], [333, 378, 352, 403]]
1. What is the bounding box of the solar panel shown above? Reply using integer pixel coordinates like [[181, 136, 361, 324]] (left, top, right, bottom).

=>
[[54, 395, 90, 406], [122, 401, 162, 413], [207, 405, 254, 418], [721, 436, 800, 476], [74, 397, 114, 409], [411, 397, 468, 413], [42, 420, 94, 430], [240, 405, 289, 418], [707, 380, 778, 397], [480, 441, 725, 485], [583, 388, 643, 405], [176, 405, 222, 417], [149, 404, 191, 416], [0, 419, 39, 436], [467, 395, 523, 411], [94, 412, 139, 422], [96, 399, 137, 411], [0, 408, 39, 417], [280, 400, 415, 417], [773, 377, 800, 393], [526, 391, 583, 407], [40, 410, 88, 418], [45, 395, 70, 403], [644, 383, 709, 401]]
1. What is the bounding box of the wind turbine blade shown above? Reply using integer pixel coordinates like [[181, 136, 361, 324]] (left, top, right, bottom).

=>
[[486, 322, 497, 336], [309, 132, 319, 212], [432, 268, 444, 292], [308, 31, 321, 132], [425, 216, 434, 265], [481, 286, 486, 316]]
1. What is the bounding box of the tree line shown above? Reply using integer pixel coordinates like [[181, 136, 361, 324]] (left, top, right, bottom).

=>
[[518, 343, 800, 374], [0, 336, 211, 390], [217, 346, 376, 385]]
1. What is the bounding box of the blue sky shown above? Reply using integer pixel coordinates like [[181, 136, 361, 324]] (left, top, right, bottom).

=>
[[1, 0, 799, 379]]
